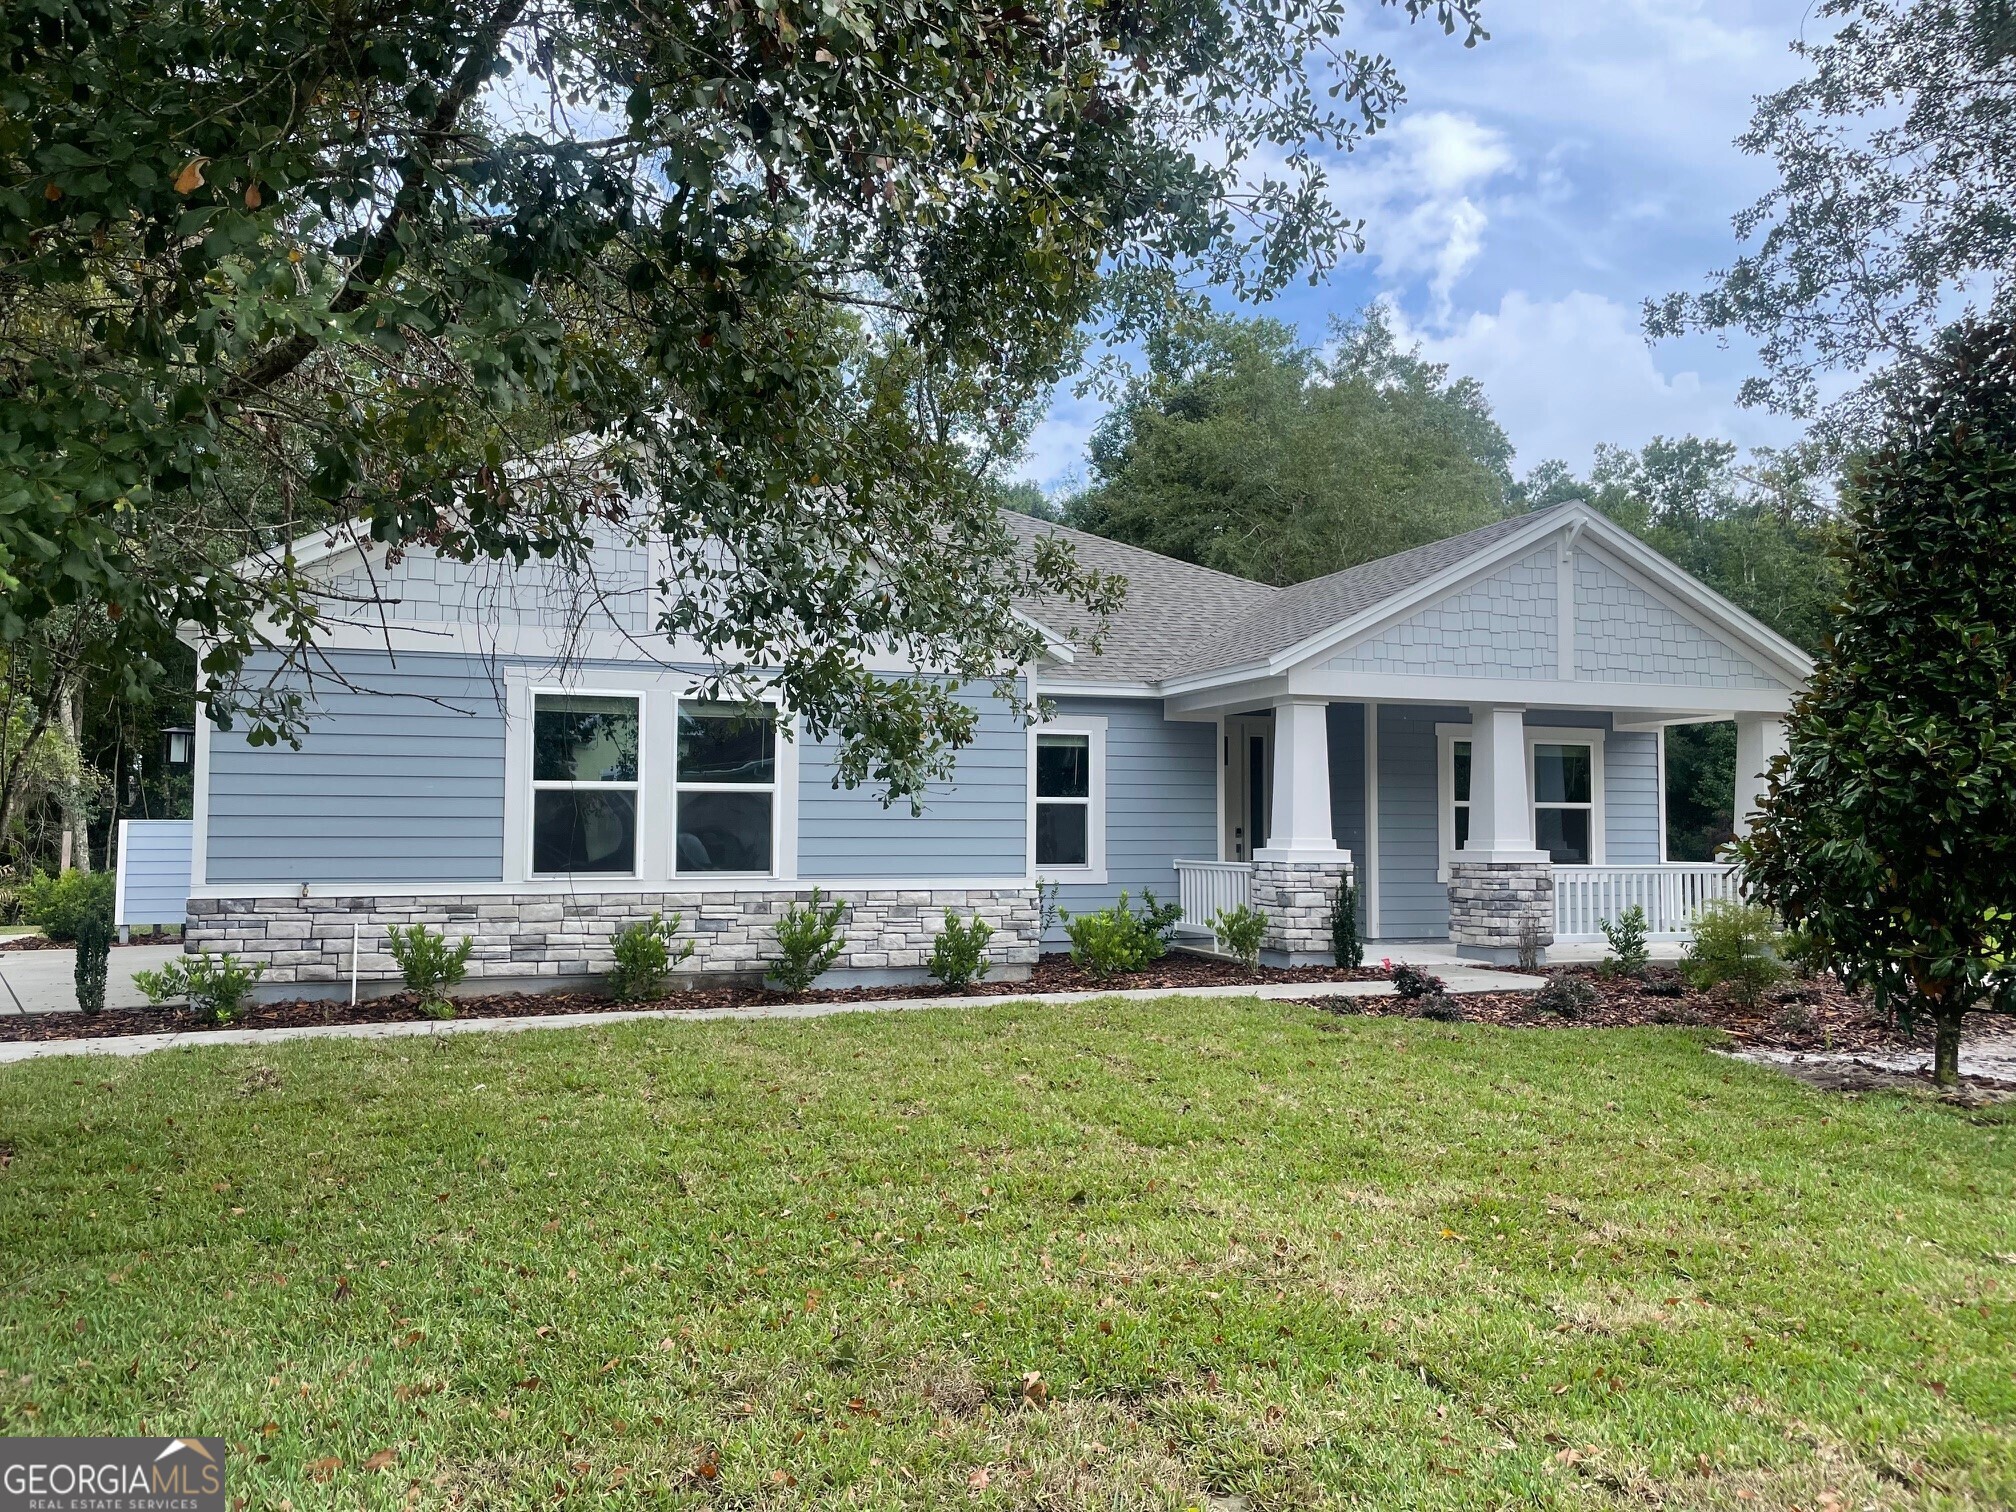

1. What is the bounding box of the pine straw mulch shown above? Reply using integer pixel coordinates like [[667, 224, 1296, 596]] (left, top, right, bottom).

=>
[[0, 951, 1400, 1043], [1288, 964, 1920, 1056]]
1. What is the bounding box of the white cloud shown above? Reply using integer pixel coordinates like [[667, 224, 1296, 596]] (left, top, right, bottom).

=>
[[1384, 290, 1801, 472], [1009, 402, 1099, 494], [1339, 111, 1516, 315]]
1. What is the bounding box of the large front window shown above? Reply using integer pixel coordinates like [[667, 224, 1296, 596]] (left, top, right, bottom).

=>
[[676, 702, 776, 873], [1533, 742, 1594, 865], [531, 693, 640, 874]]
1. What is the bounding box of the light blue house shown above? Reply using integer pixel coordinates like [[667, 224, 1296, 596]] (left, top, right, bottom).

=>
[[181, 501, 1807, 992]]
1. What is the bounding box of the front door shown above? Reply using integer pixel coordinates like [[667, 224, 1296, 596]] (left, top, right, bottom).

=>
[[1223, 715, 1273, 861]]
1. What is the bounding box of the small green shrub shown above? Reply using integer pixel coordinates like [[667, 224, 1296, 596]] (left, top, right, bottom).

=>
[[133, 952, 266, 1025], [1599, 905, 1650, 977], [1534, 973, 1598, 1019], [21, 869, 116, 943], [1683, 899, 1787, 1007], [1061, 891, 1165, 977], [1136, 889, 1184, 960], [770, 887, 848, 992], [73, 910, 112, 1014], [1063, 904, 1148, 976], [927, 911, 995, 990], [1330, 875, 1362, 968], [1210, 904, 1269, 971], [607, 913, 694, 1002], [387, 924, 474, 1019]]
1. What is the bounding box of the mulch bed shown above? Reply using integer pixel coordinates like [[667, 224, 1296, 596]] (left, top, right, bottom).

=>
[[1289, 963, 1917, 1055], [0, 951, 1399, 1043], [0, 933, 177, 953]]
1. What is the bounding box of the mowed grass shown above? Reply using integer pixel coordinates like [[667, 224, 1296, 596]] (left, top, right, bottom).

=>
[[1, 1000, 2013, 1510]]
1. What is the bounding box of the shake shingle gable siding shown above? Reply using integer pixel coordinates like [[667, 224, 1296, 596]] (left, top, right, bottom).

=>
[[1176, 507, 1570, 678], [1322, 549, 1558, 679], [1572, 551, 1779, 688]]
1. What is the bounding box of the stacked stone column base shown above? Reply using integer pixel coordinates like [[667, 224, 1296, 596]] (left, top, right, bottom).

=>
[[1250, 854, 1354, 968], [185, 886, 1041, 1001], [1447, 860, 1554, 966]]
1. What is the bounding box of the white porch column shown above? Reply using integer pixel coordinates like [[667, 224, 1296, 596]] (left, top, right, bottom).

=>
[[1250, 697, 1351, 968], [1449, 703, 1553, 965], [1257, 697, 1345, 860], [1466, 704, 1546, 862], [1733, 713, 1788, 833]]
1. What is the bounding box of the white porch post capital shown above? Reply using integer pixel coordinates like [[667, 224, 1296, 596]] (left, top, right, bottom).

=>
[[1255, 696, 1347, 862], [1465, 704, 1547, 864], [1734, 712, 1789, 833]]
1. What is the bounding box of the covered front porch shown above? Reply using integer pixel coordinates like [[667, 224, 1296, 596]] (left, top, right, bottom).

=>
[[1166, 695, 1784, 964]]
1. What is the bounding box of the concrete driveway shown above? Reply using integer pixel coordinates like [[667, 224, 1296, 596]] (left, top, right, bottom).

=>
[[0, 944, 185, 1014]]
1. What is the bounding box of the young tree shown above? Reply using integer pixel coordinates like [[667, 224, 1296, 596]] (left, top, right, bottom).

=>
[[1741, 321, 2016, 1087], [1, 0, 1486, 804], [1650, 0, 2016, 444], [1066, 306, 1513, 583]]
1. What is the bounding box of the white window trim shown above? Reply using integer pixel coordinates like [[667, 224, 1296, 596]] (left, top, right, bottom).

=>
[[1028, 713, 1108, 886], [526, 687, 646, 881], [503, 666, 799, 887], [1435, 722, 1606, 881]]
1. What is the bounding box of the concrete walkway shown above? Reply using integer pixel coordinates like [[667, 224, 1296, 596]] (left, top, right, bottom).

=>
[[0, 943, 183, 1014], [0, 967, 1542, 1063]]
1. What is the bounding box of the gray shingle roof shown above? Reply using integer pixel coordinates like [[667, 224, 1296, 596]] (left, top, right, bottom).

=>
[[1010, 504, 1576, 686], [1003, 512, 1277, 684]]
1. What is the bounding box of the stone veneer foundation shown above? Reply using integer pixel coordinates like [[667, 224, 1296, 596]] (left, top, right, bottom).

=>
[[1447, 860, 1553, 965], [186, 886, 1042, 999], [1250, 855, 1354, 968]]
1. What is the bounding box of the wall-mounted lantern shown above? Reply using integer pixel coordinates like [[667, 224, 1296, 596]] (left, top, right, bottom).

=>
[[163, 726, 195, 767]]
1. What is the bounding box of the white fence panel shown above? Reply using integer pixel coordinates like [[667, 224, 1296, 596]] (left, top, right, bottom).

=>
[[1174, 860, 1252, 934], [1553, 864, 1739, 941]]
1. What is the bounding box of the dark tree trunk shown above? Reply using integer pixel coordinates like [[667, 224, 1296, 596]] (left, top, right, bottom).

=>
[[1933, 1011, 1964, 1089]]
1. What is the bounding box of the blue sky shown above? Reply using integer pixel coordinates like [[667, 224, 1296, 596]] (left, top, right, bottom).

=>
[[1012, 1, 1821, 493]]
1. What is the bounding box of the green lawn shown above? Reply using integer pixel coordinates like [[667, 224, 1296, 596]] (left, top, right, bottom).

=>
[[2, 1000, 2011, 1510]]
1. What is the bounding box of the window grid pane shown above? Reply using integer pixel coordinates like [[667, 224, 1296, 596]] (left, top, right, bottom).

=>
[[1536, 806, 1591, 865], [1534, 743, 1592, 805], [533, 790, 637, 874], [678, 703, 776, 785], [533, 695, 639, 783], [676, 790, 774, 874], [1036, 801, 1089, 868], [1036, 734, 1090, 799]]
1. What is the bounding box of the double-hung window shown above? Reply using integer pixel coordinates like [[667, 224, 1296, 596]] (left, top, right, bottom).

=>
[[1532, 742, 1594, 865], [531, 694, 640, 874], [1440, 725, 1602, 875], [675, 702, 777, 874], [1035, 733, 1092, 868]]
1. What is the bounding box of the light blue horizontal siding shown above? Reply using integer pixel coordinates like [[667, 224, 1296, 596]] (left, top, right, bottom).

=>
[[1605, 728, 1663, 864], [1051, 695, 1217, 933], [205, 652, 507, 884], [1326, 703, 1368, 930], [116, 820, 192, 926], [1374, 704, 1464, 939], [797, 688, 1028, 880]]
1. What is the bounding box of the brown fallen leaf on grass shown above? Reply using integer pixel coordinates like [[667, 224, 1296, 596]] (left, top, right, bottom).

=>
[[361, 1450, 396, 1472], [967, 1467, 991, 1490], [1019, 1371, 1048, 1408], [306, 1455, 341, 1480]]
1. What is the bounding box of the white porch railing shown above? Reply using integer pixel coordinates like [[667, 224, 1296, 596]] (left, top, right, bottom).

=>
[[1553, 864, 1740, 942], [1174, 859, 1252, 933]]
